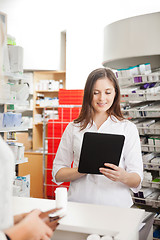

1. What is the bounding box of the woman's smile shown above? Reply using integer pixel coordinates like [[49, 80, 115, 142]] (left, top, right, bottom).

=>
[[92, 77, 115, 114]]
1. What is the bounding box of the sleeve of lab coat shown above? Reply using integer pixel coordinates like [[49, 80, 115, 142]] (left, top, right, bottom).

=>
[[0, 232, 7, 240], [123, 122, 143, 193]]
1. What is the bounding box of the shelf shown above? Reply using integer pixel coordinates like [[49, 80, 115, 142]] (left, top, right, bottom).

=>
[[35, 106, 58, 109], [141, 144, 160, 149], [143, 162, 160, 167], [36, 90, 59, 93], [34, 122, 43, 125], [0, 126, 29, 132], [121, 93, 160, 102], [14, 108, 33, 112], [123, 110, 160, 119], [121, 81, 160, 88], [118, 73, 160, 80], [144, 167, 160, 171], [142, 180, 160, 187], [141, 145, 160, 154], [45, 137, 61, 140], [35, 104, 82, 109], [0, 99, 29, 106], [4, 72, 29, 80], [118, 75, 160, 88], [123, 109, 160, 113], [15, 157, 28, 165], [132, 196, 160, 208], [138, 126, 160, 130], [143, 165, 160, 171], [154, 218, 160, 226]]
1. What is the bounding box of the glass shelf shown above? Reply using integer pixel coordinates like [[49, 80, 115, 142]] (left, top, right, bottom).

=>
[[15, 157, 28, 165], [0, 126, 29, 132], [4, 72, 28, 81], [0, 99, 29, 106], [118, 73, 160, 80], [36, 90, 59, 93]]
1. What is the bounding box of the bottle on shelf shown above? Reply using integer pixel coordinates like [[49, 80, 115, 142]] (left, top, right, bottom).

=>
[[59, 79, 63, 89]]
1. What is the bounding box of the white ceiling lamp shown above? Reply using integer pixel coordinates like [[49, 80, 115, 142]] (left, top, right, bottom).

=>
[[102, 12, 160, 70]]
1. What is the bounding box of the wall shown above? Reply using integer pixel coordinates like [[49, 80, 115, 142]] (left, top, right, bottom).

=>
[[1, 0, 160, 89], [0, 0, 68, 70], [66, 0, 160, 89]]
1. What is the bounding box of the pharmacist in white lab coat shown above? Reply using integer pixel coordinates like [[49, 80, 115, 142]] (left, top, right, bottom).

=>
[[52, 68, 143, 207]]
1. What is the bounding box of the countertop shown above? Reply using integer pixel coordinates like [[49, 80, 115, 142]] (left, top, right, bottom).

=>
[[13, 196, 145, 240]]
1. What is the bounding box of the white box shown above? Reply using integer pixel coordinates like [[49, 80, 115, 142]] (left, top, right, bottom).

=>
[[148, 137, 155, 151], [154, 137, 160, 152], [8, 45, 23, 73], [16, 143, 25, 162], [146, 191, 160, 206], [143, 152, 155, 162], [9, 143, 18, 161], [150, 157, 160, 170], [13, 174, 30, 197], [3, 43, 11, 73]]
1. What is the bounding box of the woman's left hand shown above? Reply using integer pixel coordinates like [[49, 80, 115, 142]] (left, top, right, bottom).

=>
[[99, 163, 128, 184]]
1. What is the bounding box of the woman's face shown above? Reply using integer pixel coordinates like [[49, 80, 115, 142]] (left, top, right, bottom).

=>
[[91, 77, 116, 115]]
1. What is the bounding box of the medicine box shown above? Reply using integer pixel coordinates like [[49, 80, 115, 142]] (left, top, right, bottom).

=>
[[3, 112, 22, 128], [8, 45, 23, 73]]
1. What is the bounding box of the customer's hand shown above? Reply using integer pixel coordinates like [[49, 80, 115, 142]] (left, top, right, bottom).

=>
[[99, 163, 127, 183], [40, 208, 62, 231], [5, 209, 54, 240], [14, 212, 29, 224]]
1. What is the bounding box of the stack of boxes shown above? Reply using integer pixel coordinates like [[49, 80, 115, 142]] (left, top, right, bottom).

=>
[[46, 89, 83, 199], [59, 89, 84, 105]]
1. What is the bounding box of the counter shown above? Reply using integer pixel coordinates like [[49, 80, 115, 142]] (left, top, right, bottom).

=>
[[13, 197, 145, 240]]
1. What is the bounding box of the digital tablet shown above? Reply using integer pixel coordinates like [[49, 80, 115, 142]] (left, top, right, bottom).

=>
[[78, 132, 125, 174]]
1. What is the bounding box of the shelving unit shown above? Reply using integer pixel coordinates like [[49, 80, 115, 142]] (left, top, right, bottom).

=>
[[27, 70, 66, 198], [0, 102, 30, 197], [42, 104, 82, 199], [33, 70, 66, 150], [40, 89, 83, 199], [119, 73, 160, 204], [0, 11, 31, 197], [119, 72, 160, 240], [118, 73, 160, 240], [102, 12, 160, 238]]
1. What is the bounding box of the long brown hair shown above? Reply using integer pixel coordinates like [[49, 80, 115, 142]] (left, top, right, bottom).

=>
[[74, 68, 124, 130]]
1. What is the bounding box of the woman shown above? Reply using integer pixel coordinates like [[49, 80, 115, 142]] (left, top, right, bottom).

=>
[[52, 68, 143, 207]]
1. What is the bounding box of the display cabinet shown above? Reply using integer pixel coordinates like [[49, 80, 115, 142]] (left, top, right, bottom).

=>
[[102, 12, 160, 238], [33, 70, 66, 150], [0, 11, 31, 197]]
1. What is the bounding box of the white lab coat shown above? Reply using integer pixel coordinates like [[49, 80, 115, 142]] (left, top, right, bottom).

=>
[[0, 136, 14, 230], [52, 116, 143, 207]]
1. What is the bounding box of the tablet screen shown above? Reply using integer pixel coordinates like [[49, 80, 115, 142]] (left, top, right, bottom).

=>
[[78, 132, 125, 174]]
